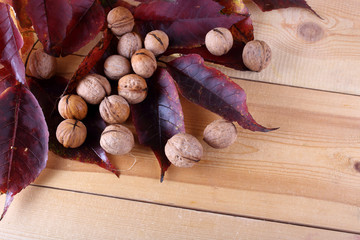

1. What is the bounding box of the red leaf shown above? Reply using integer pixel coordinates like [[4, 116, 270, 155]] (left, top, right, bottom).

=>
[[251, 0, 320, 18], [2, 0, 32, 28], [131, 68, 185, 181], [26, 0, 105, 57], [133, 0, 246, 48], [65, 29, 113, 95], [165, 41, 247, 71], [28, 76, 120, 177], [0, 83, 49, 220], [167, 54, 275, 132], [0, 3, 25, 84]]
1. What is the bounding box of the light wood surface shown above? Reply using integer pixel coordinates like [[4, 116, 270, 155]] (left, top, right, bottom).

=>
[[1, 0, 360, 239]]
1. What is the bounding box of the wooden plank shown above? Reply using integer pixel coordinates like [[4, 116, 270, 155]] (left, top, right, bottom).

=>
[[29, 78, 360, 232], [0, 186, 357, 239], [228, 0, 360, 95]]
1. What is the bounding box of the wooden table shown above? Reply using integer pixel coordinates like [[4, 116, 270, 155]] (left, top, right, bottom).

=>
[[1, 0, 359, 239]]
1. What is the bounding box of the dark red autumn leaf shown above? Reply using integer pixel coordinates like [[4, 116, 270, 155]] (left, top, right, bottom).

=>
[[165, 41, 247, 71], [131, 68, 185, 181], [2, 0, 32, 28], [167, 54, 275, 132], [0, 83, 49, 220], [28, 76, 120, 177], [65, 29, 113, 95], [251, 0, 320, 18], [0, 3, 25, 84], [26, 0, 105, 57], [133, 0, 247, 48]]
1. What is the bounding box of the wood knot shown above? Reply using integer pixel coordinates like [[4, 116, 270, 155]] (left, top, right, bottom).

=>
[[297, 22, 324, 43], [354, 162, 360, 172]]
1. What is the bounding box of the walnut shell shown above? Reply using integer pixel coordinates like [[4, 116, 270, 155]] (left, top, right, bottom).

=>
[[107, 6, 134, 37], [118, 74, 147, 104], [131, 49, 157, 78], [203, 119, 237, 149], [99, 95, 130, 124], [165, 133, 203, 168], [28, 48, 57, 79], [56, 119, 87, 148], [100, 124, 134, 155], [58, 94, 88, 120], [242, 40, 271, 72], [144, 30, 169, 56], [104, 55, 131, 80], [205, 27, 233, 56], [76, 74, 111, 105], [117, 32, 142, 59]]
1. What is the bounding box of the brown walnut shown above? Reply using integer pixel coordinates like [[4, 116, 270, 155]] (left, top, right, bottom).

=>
[[99, 95, 130, 124], [164, 133, 203, 168], [76, 74, 111, 105], [242, 40, 271, 72], [56, 119, 87, 148], [104, 55, 131, 80], [58, 94, 88, 120], [205, 27, 233, 56], [118, 74, 147, 104], [117, 32, 142, 59], [107, 6, 134, 37], [203, 119, 237, 149], [28, 48, 57, 79], [144, 30, 169, 56], [131, 49, 157, 78], [100, 124, 134, 155]]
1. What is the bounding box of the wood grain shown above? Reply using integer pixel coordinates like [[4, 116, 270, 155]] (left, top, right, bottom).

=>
[[28, 78, 360, 233], [0, 186, 357, 240], [222, 0, 360, 95]]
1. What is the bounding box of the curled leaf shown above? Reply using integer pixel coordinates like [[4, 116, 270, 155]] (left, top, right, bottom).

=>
[[131, 68, 185, 181], [0, 84, 49, 220], [167, 54, 275, 132]]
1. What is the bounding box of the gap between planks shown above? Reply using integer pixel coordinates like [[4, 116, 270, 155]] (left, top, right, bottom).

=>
[[29, 183, 360, 236]]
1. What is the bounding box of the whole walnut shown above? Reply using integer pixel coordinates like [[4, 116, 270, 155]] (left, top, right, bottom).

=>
[[104, 55, 131, 80], [76, 74, 111, 104], [242, 40, 271, 72], [203, 119, 237, 149], [131, 49, 157, 78], [107, 6, 134, 37], [205, 27, 233, 56], [165, 133, 203, 168], [118, 74, 147, 104], [99, 95, 130, 124], [117, 32, 142, 59], [29, 48, 57, 79], [58, 94, 88, 120], [56, 119, 87, 148], [100, 124, 134, 155], [144, 30, 169, 56]]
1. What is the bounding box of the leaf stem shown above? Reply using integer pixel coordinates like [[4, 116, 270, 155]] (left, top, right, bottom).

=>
[[24, 39, 39, 72]]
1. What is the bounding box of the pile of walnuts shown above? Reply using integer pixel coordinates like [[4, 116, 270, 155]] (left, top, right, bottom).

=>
[[29, 6, 272, 169]]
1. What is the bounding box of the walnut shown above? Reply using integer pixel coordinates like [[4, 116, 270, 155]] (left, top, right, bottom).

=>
[[242, 40, 272, 72], [131, 49, 157, 78], [28, 48, 57, 79], [164, 133, 203, 168], [56, 119, 87, 148], [76, 74, 111, 105], [203, 119, 237, 149], [107, 6, 134, 37], [100, 124, 134, 155], [118, 74, 147, 104], [205, 27, 233, 56], [117, 32, 142, 59], [58, 94, 88, 120], [144, 30, 169, 56], [104, 55, 131, 80], [99, 95, 130, 124]]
